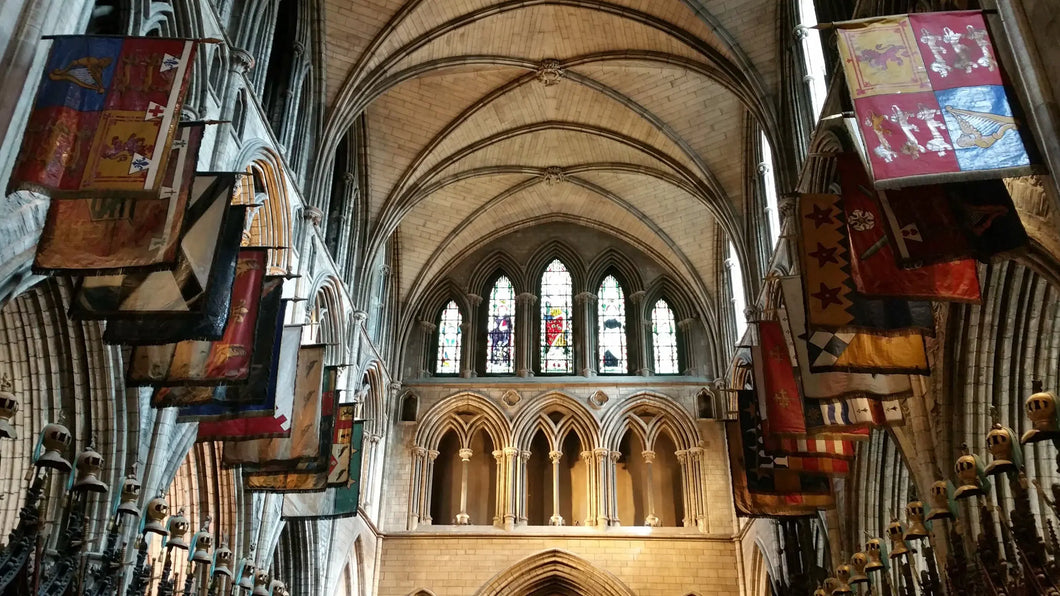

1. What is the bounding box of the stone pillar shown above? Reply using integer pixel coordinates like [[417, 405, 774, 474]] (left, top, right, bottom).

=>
[[492, 449, 505, 527], [423, 449, 439, 525], [276, 42, 306, 152], [677, 317, 698, 376], [408, 446, 427, 530], [641, 450, 660, 527], [518, 450, 531, 525], [548, 450, 565, 526], [361, 433, 381, 507], [455, 448, 473, 525], [461, 293, 481, 378], [574, 291, 598, 377], [210, 46, 255, 168], [675, 450, 694, 528], [417, 320, 436, 377], [593, 448, 613, 527], [628, 291, 650, 375], [515, 293, 537, 377], [687, 446, 708, 532], [580, 450, 597, 526], [501, 447, 521, 528]]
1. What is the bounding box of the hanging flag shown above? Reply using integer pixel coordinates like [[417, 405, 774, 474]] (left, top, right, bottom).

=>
[[876, 179, 1027, 267], [191, 325, 301, 441], [281, 419, 366, 520], [72, 174, 242, 331], [799, 192, 935, 335], [779, 276, 917, 398], [835, 11, 1034, 187], [327, 405, 358, 487], [33, 123, 204, 274], [772, 437, 857, 459], [9, 36, 197, 198], [754, 323, 806, 437], [727, 389, 835, 516], [125, 257, 272, 386], [835, 154, 981, 302], [245, 368, 345, 491], [223, 344, 326, 468]]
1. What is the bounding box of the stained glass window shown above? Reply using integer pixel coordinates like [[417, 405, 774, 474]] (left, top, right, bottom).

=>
[[540, 260, 573, 373], [486, 276, 515, 374], [652, 299, 679, 375], [435, 301, 462, 375], [597, 275, 627, 374]]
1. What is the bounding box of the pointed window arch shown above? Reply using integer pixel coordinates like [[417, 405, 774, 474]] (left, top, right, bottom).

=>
[[597, 275, 627, 374], [486, 276, 515, 374], [651, 299, 679, 375], [540, 260, 573, 373], [435, 301, 462, 375]]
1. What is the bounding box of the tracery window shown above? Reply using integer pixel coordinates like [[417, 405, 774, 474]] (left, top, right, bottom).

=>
[[651, 300, 679, 375], [540, 260, 573, 374], [597, 275, 627, 374], [486, 276, 515, 374], [797, 0, 828, 120], [728, 242, 748, 341], [435, 301, 462, 375]]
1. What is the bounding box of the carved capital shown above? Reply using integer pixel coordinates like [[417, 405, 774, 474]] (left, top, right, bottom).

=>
[[677, 317, 698, 330], [427, 449, 440, 461], [548, 450, 563, 464], [230, 48, 255, 74], [291, 41, 305, 57], [418, 320, 437, 333], [302, 206, 324, 227], [352, 310, 369, 324], [342, 171, 357, 185], [412, 446, 427, 458], [629, 290, 646, 304], [608, 451, 621, 463], [458, 448, 473, 461], [516, 292, 538, 306], [503, 447, 520, 457], [466, 293, 483, 307], [574, 291, 597, 305], [777, 193, 798, 219], [641, 450, 656, 464], [520, 450, 531, 462]]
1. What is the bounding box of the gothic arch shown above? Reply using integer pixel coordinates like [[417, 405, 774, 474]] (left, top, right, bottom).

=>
[[308, 273, 348, 365], [511, 391, 600, 452], [234, 144, 294, 274], [473, 549, 636, 596], [468, 251, 528, 298], [415, 391, 512, 451], [600, 391, 699, 452], [586, 249, 644, 295], [526, 240, 587, 293]]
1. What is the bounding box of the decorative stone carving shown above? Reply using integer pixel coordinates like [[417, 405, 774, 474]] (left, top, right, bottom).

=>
[[542, 166, 566, 187], [587, 390, 608, 409], [230, 48, 255, 73], [500, 389, 521, 408], [535, 60, 564, 86], [342, 171, 357, 185], [302, 206, 324, 228]]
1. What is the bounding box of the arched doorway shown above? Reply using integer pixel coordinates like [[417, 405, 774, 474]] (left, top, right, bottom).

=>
[[474, 549, 635, 596]]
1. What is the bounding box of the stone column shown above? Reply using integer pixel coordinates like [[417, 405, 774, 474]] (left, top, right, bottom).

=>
[[276, 42, 306, 152], [608, 451, 621, 526], [422, 449, 439, 526], [628, 291, 650, 375], [593, 448, 613, 527], [518, 450, 531, 525], [502, 447, 521, 528], [455, 448, 473, 525], [574, 292, 598, 377], [417, 320, 436, 377], [688, 446, 708, 532], [461, 293, 482, 378], [361, 434, 381, 507], [492, 449, 505, 527], [408, 447, 427, 530], [580, 450, 597, 526], [641, 450, 661, 527], [209, 47, 255, 168], [515, 293, 537, 377], [677, 317, 698, 376], [675, 450, 694, 528], [548, 450, 565, 526]]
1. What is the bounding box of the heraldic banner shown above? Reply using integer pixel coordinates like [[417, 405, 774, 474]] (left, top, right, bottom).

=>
[[281, 419, 366, 519], [34, 123, 204, 274], [10, 36, 197, 198], [836, 11, 1034, 187]]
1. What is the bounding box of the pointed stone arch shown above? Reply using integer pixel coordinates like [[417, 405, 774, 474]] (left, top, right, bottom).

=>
[[511, 391, 600, 452], [415, 391, 512, 451], [474, 549, 636, 596]]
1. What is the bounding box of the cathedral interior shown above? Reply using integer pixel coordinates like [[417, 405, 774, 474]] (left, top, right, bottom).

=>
[[1, 0, 1060, 594]]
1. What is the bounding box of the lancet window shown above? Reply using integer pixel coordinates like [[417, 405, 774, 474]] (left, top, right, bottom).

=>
[[651, 300, 679, 375], [540, 260, 573, 374], [597, 275, 627, 374], [435, 301, 462, 375], [486, 276, 515, 374]]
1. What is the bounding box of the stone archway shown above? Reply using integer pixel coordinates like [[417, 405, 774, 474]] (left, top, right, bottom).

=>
[[474, 549, 635, 596]]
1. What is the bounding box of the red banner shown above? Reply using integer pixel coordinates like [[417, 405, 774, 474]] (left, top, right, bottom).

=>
[[836, 154, 981, 302]]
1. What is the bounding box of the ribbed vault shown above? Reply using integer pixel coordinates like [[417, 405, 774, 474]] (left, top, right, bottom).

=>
[[317, 0, 783, 339]]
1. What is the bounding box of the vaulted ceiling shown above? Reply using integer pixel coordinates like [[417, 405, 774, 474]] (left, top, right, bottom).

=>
[[318, 0, 783, 323]]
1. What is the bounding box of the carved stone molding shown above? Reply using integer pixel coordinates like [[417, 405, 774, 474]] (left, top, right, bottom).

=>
[[230, 48, 255, 74], [302, 206, 324, 227], [587, 390, 608, 409], [535, 60, 564, 86], [542, 166, 567, 187], [500, 389, 521, 408]]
